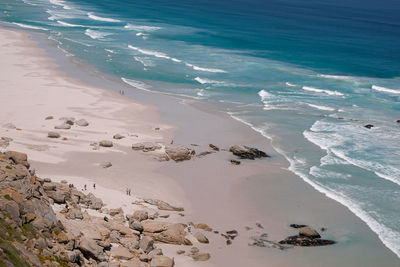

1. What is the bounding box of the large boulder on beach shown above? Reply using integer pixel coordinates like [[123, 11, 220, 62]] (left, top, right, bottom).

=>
[[299, 227, 321, 238], [78, 237, 105, 261], [165, 145, 195, 162], [229, 145, 269, 160], [75, 119, 89, 126], [149, 223, 192, 245], [99, 140, 113, 147]]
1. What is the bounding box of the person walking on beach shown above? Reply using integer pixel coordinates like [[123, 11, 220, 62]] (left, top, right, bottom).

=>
[[84, 184, 87, 191], [93, 183, 96, 189], [128, 188, 131, 196]]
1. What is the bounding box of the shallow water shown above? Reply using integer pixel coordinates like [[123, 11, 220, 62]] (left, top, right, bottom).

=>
[[1, 0, 399, 258]]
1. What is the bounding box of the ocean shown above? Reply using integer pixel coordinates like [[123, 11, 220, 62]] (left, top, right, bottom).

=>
[[1, 0, 399, 258]]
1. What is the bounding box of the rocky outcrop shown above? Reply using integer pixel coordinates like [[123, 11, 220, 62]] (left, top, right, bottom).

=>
[[132, 142, 162, 152], [164, 145, 195, 162], [143, 199, 184, 212], [279, 226, 335, 246], [229, 145, 269, 160]]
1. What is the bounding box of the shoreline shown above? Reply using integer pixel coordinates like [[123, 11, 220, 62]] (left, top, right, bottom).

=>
[[1, 25, 399, 266]]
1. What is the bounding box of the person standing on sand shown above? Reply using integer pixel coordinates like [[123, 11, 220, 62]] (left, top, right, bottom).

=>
[[93, 183, 96, 189], [84, 184, 87, 191]]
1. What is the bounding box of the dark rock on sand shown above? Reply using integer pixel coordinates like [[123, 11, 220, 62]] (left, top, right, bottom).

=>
[[113, 133, 125, 139], [45, 116, 54, 120], [229, 145, 269, 160], [100, 162, 112, 168], [279, 235, 335, 246], [132, 142, 162, 152], [99, 140, 113, 147], [197, 151, 215, 157], [290, 224, 308, 229], [230, 159, 241, 165], [249, 233, 288, 250], [209, 144, 220, 151], [48, 131, 60, 138], [364, 124, 374, 129]]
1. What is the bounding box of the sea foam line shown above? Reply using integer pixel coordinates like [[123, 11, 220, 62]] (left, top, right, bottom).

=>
[[303, 86, 344, 96], [128, 45, 181, 63], [307, 103, 335, 111], [372, 85, 400, 95], [12, 23, 48, 31], [185, 63, 226, 73], [85, 29, 112, 40], [57, 20, 87, 28], [87, 12, 121, 23], [124, 24, 161, 32], [50, 0, 71, 10]]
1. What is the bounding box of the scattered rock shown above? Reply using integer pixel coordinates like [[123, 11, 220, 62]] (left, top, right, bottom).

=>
[[290, 224, 307, 229], [110, 246, 133, 260], [139, 236, 154, 253], [279, 236, 335, 246], [197, 151, 215, 157], [176, 250, 185, 255], [209, 144, 220, 151], [45, 116, 54, 120], [364, 124, 374, 129], [48, 131, 61, 138], [165, 145, 195, 162], [55, 123, 71, 130], [133, 210, 149, 221], [75, 119, 89, 126], [249, 233, 288, 250], [113, 134, 125, 139], [229, 145, 269, 160], [256, 223, 264, 229], [100, 162, 112, 168], [143, 199, 184, 212], [129, 220, 144, 232], [299, 227, 321, 238], [150, 255, 174, 267], [190, 252, 210, 261], [194, 223, 212, 232], [230, 159, 241, 165], [132, 142, 162, 152], [99, 140, 113, 147], [194, 232, 209, 244]]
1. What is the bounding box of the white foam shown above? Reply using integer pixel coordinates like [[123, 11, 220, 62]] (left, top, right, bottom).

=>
[[105, 49, 116, 54], [134, 57, 154, 67], [49, 0, 71, 10], [185, 63, 226, 73], [317, 74, 357, 82], [285, 82, 296, 87], [57, 20, 86, 27], [12, 23, 48, 31], [197, 89, 205, 97], [121, 78, 152, 92], [372, 85, 400, 95], [310, 166, 351, 180], [84, 29, 112, 40], [128, 45, 182, 63], [22, 0, 37, 6], [63, 37, 91, 47], [124, 23, 161, 31], [194, 77, 225, 85], [257, 90, 274, 101], [307, 103, 335, 112], [87, 12, 121, 23], [303, 86, 344, 96]]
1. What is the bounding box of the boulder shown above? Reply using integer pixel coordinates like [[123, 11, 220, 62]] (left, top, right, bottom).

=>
[[150, 223, 192, 245], [110, 246, 133, 260], [48, 131, 60, 138], [279, 236, 335, 246], [5, 151, 29, 168], [129, 219, 144, 232], [194, 232, 209, 244], [109, 230, 120, 243], [364, 124, 374, 129], [299, 227, 321, 238], [229, 145, 269, 160], [78, 237, 105, 261], [194, 223, 212, 232], [75, 119, 89, 126], [148, 248, 163, 259], [54, 123, 71, 130], [132, 210, 149, 221], [100, 162, 112, 168], [139, 236, 154, 253], [230, 159, 241, 165], [99, 140, 113, 147], [164, 145, 194, 162], [69, 208, 84, 220], [113, 134, 125, 140], [150, 255, 174, 267], [209, 144, 220, 151], [45, 116, 54, 120], [141, 220, 167, 233]]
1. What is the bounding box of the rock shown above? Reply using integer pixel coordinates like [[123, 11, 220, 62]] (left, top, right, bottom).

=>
[[141, 220, 167, 233], [249, 233, 288, 250], [148, 248, 163, 259], [143, 199, 184, 212], [5, 151, 29, 168], [279, 235, 335, 246], [190, 253, 210, 261], [194, 232, 209, 244], [76, 119, 89, 126], [256, 223, 264, 229], [208, 144, 220, 151], [139, 236, 154, 253], [108, 208, 123, 216], [150, 255, 174, 267], [46, 190, 66, 204], [123, 258, 150, 267], [45, 116, 54, 120], [78, 237, 105, 261], [150, 223, 192, 245], [197, 151, 215, 158], [229, 145, 269, 160], [290, 224, 307, 229], [230, 159, 241, 165], [110, 230, 121, 243], [129, 219, 144, 232], [364, 124, 374, 129], [100, 162, 112, 168], [99, 140, 113, 147], [132, 142, 162, 152], [164, 145, 195, 162], [113, 134, 125, 139], [69, 208, 84, 220], [124, 239, 139, 250], [133, 210, 149, 221], [87, 193, 103, 210], [299, 227, 321, 238], [396, 120, 400, 123], [176, 250, 185, 255], [48, 131, 60, 138], [54, 123, 71, 130], [110, 246, 134, 260], [194, 223, 212, 232]]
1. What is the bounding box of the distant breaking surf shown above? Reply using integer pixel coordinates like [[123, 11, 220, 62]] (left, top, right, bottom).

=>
[[302, 86, 344, 96], [87, 12, 121, 23], [372, 85, 400, 95]]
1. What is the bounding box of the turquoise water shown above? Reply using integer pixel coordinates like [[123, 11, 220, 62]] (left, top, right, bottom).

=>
[[1, 0, 399, 258]]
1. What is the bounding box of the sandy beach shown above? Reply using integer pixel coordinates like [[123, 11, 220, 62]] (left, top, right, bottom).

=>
[[1, 25, 399, 267]]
